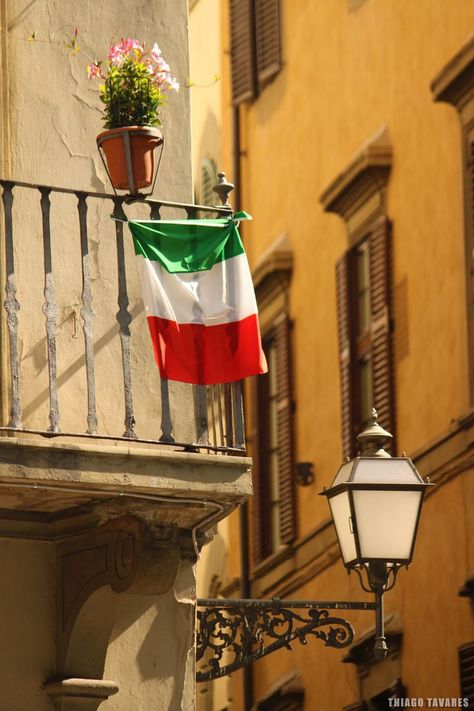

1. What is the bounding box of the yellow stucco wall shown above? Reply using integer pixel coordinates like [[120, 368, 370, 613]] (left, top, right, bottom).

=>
[[222, 0, 473, 529], [189, 0, 222, 195]]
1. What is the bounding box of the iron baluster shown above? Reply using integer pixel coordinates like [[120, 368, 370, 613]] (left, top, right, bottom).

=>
[[1, 181, 22, 428], [112, 198, 137, 439], [77, 193, 98, 434], [40, 188, 60, 433]]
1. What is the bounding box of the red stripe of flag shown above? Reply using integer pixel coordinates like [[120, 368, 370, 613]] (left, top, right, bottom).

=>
[[147, 314, 267, 385]]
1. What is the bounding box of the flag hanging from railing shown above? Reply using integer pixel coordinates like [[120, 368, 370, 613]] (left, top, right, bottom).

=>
[[129, 213, 267, 385]]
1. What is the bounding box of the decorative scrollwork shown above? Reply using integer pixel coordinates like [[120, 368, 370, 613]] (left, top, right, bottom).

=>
[[196, 599, 355, 682]]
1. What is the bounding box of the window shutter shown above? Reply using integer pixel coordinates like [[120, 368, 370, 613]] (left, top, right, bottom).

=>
[[459, 642, 474, 709], [255, 0, 281, 87], [229, 0, 256, 105], [251, 375, 265, 565], [275, 316, 296, 545], [336, 253, 354, 459], [369, 217, 395, 450], [467, 134, 474, 402]]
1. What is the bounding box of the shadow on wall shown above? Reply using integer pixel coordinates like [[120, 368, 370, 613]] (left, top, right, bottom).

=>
[[21, 301, 143, 421]]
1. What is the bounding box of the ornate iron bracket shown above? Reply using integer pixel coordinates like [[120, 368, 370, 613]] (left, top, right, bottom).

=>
[[196, 598, 376, 682]]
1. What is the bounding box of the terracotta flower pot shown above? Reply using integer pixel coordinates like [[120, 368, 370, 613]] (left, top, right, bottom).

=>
[[96, 126, 163, 193]]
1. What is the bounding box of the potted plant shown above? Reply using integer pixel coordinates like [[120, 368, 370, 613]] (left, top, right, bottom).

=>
[[87, 38, 179, 193]]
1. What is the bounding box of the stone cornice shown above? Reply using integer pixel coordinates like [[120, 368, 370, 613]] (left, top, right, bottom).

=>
[[320, 126, 392, 222], [252, 233, 293, 298], [431, 35, 474, 108]]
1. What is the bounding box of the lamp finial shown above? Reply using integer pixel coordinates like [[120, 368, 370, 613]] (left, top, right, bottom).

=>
[[356, 410, 393, 457]]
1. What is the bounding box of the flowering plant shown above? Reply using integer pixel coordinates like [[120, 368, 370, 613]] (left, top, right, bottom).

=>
[[87, 38, 179, 129]]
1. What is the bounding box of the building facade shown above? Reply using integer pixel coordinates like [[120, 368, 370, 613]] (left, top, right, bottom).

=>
[[0, 2, 251, 709], [215, 1, 474, 709]]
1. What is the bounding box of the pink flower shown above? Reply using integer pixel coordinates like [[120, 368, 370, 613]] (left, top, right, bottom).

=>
[[151, 42, 162, 62], [169, 77, 179, 91], [87, 61, 102, 79], [108, 38, 143, 65], [122, 38, 143, 53], [154, 71, 179, 92], [108, 43, 125, 65], [155, 57, 170, 73]]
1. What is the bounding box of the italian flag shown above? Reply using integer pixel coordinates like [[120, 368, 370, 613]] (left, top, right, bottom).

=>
[[129, 215, 267, 385]]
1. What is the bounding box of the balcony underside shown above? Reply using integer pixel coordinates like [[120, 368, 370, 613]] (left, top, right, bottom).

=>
[[0, 433, 252, 540]]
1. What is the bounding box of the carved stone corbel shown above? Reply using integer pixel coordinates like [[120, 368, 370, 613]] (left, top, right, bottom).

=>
[[47, 513, 182, 708]]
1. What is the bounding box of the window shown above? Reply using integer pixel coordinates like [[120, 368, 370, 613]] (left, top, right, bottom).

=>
[[229, 0, 281, 105], [252, 317, 295, 562], [320, 126, 394, 458], [459, 642, 474, 709], [431, 37, 474, 404], [336, 219, 395, 457], [250, 234, 295, 565]]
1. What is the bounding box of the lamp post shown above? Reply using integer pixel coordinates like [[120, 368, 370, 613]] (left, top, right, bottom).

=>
[[321, 409, 432, 659], [196, 409, 432, 680]]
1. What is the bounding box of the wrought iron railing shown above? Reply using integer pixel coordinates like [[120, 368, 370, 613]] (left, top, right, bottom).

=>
[[0, 178, 244, 453]]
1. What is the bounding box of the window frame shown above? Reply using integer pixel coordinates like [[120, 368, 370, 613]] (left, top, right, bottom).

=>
[[431, 37, 474, 405], [320, 127, 394, 458], [336, 217, 395, 458], [249, 235, 295, 568]]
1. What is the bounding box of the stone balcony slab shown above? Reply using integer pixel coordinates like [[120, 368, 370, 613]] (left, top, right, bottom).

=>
[[0, 434, 252, 539]]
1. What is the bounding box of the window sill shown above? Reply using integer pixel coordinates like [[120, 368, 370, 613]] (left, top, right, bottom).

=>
[[251, 544, 293, 580]]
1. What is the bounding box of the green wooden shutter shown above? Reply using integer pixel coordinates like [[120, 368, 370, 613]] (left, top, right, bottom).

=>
[[229, 0, 256, 105], [255, 0, 281, 87], [336, 253, 354, 459], [275, 316, 296, 545], [369, 217, 395, 450]]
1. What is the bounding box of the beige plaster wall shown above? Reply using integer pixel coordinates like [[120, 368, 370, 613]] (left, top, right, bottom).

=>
[[0, 0, 196, 443], [103, 563, 196, 711], [0, 538, 55, 711], [0, 2, 202, 709]]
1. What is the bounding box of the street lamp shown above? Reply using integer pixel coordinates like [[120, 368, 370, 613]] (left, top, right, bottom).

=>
[[196, 409, 432, 680], [321, 409, 432, 658]]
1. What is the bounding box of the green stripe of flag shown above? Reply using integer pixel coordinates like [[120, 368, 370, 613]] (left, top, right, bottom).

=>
[[129, 218, 246, 273]]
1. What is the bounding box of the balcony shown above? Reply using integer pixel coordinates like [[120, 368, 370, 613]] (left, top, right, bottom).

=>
[[0, 176, 251, 545]]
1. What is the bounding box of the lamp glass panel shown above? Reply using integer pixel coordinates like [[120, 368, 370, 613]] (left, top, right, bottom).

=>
[[329, 491, 357, 564], [352, 458, 421, 484], [331, 462, 355, 487], [352, 489, 422, 560]]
